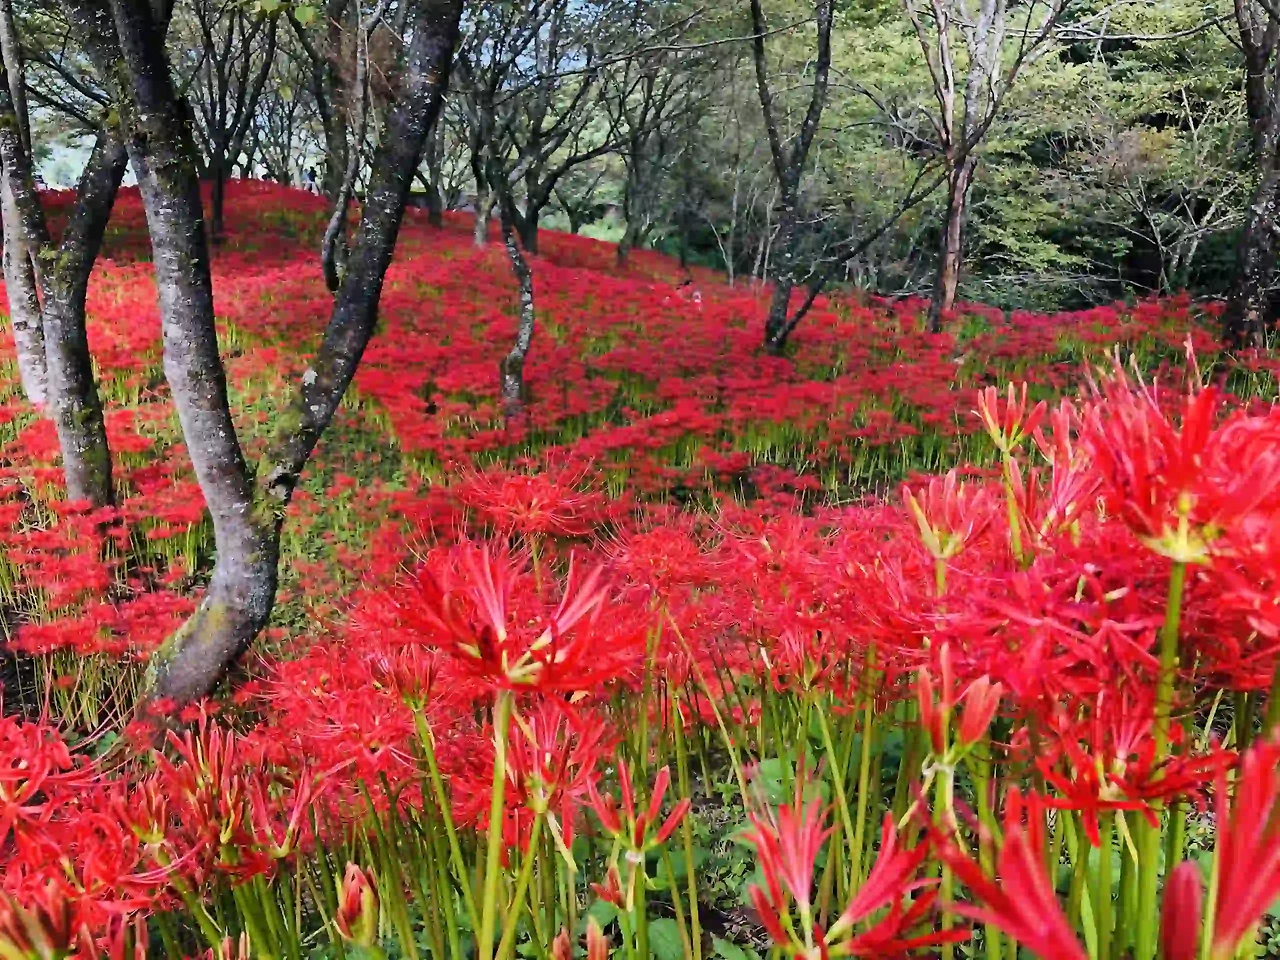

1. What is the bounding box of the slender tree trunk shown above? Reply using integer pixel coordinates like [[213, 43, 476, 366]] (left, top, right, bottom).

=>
[[107, 0, 276, 703], [517, 206, 539, 255], [928, 156, 976, 333], [0, 166, 47, 409], [422, 128, 445, 227], [0, 49, 118, 505], [42, 130, 128, 507], [473, 185, 492, 247], [210, 149, 227, 243], [762, 201, 797, 351], [106, 0, 463, 703], [498, 205, 535, 421], [425, 182, 444, 227], [617, 219, 640, 268], [762, 277, 796, 354], [0, 0, 29, 154], [617, 166, 640, 267], [1226, 42, 1280, 349], [1225, 153, 1280, 348]]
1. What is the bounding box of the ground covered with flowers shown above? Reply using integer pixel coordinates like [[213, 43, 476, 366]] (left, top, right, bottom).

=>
[[4, 181, 1280, 960]]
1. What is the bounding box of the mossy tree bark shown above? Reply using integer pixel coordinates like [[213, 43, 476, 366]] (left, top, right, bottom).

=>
[[0, 5, 123, 506], [86, 0, 462, 703]]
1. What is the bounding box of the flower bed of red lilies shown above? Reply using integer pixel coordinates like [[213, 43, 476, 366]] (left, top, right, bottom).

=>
[[3, 181, 1280, 960]]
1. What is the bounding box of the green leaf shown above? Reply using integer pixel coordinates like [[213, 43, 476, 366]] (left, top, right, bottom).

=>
[[648, 919, 685, 960], [585, 899, 617, 931], [713, 937, 760, 960], [293, 3, 317, 24]]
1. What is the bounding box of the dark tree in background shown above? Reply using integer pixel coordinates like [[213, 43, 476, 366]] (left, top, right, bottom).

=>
[[1225, 0, 1280, 348]]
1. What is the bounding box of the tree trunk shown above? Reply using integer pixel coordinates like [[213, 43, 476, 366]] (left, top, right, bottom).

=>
[[425, 183, 444, 227], [473, 186, 492, 247], [106, 0, 275, 702], [210, 150, 227, 243], [499, 206, 535, 422], [1224, 154, 1280, 349], [0, 48, 119, 506], [0, 169, 47, 409], [517, 206, 539, 255], [762, 276, 796, 354], [617, 219, 639, 268], [762, 201, 797, 351], [114, 0, 464, 703], [422, 128, 445, 227], [928, 156, 976, 333], [0, 0, 29, 155], [1226, 43, 1280, 349], [41, 129, 128, 508]]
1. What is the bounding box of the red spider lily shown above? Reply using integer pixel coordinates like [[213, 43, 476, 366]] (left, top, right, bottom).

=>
[[335, 863, 379, 947], [1208, 737, 1280, 955], [1082, 364, 1280, 563], [0, 717, 94, 846], [552, 928, 573, 960], [1161, 862, 1201, 960], [454, 463, 608, 538], [746, 787, 955, 958], [1027, 400, 1100, 537], [397, 541, 648, 692], [587, 764, 690, 851], [744, 781, 832, 922], [934, 789, 1087, 960], [0, 883, 74, 960], [829, 815, 934, 936], [590, 863, 625, 908], [501, 699, 611, 855], [586, 917, 610, 960], [976, 383, 1046, 454], [1036, 688, 1227, 845], [916, 644, 1003, 756], [902, 470, 994, 562], [84, 913, 149, 960]]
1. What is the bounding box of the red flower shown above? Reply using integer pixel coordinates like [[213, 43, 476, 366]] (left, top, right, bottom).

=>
[[935, 789, 1087, 960], [1083, 364, 1280, 563], [397, 541, 647, 692], [744, 781, 832, 920], [1161, 862, 1201, 960], [335, 863, 379, 946], [902, 470, 994, 562], [1210, 737, 1280, 955]]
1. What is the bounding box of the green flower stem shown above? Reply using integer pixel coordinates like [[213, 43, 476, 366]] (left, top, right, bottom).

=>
[[968, 744, 1002, 960], [851, 664, 878, 888], [479, 690, 514, 960], [496, 813, 544, 960], [1002, 451, 1025, 567], [414, 709, 480, 930], [816, 703, 857, 887], [672, 702, 703, 960], [1094, 813, 1114, 960], [934, 747, 957, 960], [1136, 560, 1188, 960], [635, 847, 651, 960], [663, 848, 696, 960]]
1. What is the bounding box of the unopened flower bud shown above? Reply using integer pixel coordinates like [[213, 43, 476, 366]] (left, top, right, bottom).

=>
[[335, 863, 379, 947]]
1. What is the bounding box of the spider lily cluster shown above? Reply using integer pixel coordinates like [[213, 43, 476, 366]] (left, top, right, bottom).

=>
[[0, 183, 1278, 960]]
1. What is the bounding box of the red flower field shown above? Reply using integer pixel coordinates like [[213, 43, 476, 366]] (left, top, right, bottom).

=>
[[2, 181, 1280, 960]]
